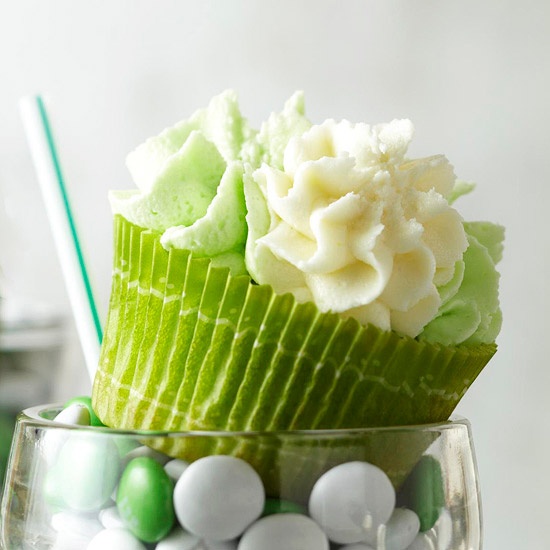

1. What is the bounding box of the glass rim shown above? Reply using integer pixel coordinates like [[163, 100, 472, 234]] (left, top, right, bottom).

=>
[[18, 403, 471, 438]]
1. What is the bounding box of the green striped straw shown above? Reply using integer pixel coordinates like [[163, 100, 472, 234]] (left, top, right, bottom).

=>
[[19, 95, 102, 383]]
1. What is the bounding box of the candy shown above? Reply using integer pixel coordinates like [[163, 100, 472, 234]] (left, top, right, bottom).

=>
[[406, 533, 437, 550], [54, 435, 121, 512], [44, 435, 452, 550], [122, 445, 172, 467], [431, 509, 452, 550], [51, 511, 103, 539], [156, 526, 238, 549], [86, 528, 147, 550], [98, 505, 126, 529], [382, 508, 421, 550], [396, 455, 445, 532], [64, 396, 105, 427], [238, 513, 329, 550], [339, 544, 376, 550], [116, 456, 175, 543], [164, 458, 190, 482], [43, 464, 67, 510], [174, 455, 264, 541], [408, 509, 452, 550], [53, 404, 91, 426], [51, 530, 95, 550], [42, 405, 92, 467], [308, 461, 396, 544]]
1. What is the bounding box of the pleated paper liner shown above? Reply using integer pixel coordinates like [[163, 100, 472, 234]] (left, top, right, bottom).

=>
[[93, 216, 496, 499]]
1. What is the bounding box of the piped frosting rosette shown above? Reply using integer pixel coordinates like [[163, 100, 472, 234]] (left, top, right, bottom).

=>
[[93, 91, 502, 491]]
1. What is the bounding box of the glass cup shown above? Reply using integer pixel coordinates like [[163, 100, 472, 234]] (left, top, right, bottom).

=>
[[0, 405, 482, 550]]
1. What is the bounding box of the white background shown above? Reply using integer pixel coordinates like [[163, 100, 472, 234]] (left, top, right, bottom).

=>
[[1, 1, 549, 548]]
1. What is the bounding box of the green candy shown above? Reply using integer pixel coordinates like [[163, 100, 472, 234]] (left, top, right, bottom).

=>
[[262, 498, 307, 517], [64, 396, 106, 427], [117, 457, 175, 543], [396, 455, 445, 532]]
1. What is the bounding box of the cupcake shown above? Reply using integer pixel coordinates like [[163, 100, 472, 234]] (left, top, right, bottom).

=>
[[92, 90, 502, 444]]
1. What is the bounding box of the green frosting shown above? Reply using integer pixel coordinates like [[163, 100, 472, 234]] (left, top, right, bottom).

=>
[[111, 90, 311, 276], [111, 91, 256, 274], [419, 177, 504, 345], [125, 90, 256, 191], [112, 91, 503, 346], [419, 223, 504, 345], [253, 91, 312, 169], [111, 131, 227, 231]]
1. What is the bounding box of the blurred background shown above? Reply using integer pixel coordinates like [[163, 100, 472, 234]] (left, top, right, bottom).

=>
[[0, 1, 548, 547]]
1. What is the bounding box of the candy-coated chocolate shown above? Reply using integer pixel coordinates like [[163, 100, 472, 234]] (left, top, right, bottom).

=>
[[51, 510, 103, 539], [54, 404, 90, 426], [430, 509, 452, 550], [238, 513, 329, 550], [308, 461, 395, 544], [87, 527, 147, 550], [339, 544, 376, 550], [396, 455, 444, 532], [174, 455, 264, 541], [156, 526, 238, 549], [99, 505, 125, 529], [43, 464, 66, 510], [382, 508, 420, 550], [51, 530, 95, 550], [122, 445, 172, 467], [54, 435, 121, 512], [116, 457, 175, 543], [406, 533, 435, 550], [64, 396, 105, 427], [164, 458, 189, 482]]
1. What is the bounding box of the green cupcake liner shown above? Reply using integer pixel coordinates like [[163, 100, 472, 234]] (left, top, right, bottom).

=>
[[93, 216, 496, 496]]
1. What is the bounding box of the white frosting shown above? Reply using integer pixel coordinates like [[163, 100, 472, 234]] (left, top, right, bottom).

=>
[[249, 119, 468, 338]]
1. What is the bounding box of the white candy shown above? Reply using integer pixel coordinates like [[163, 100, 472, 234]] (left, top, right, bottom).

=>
[[409, 509, 452, 550], [238, 513, 329, 550], [98, 506, 126, 529], [407, 510, 453, 550], [164, 458, 190, 482], [174, 455, 265, 541], [42, 405, 91, 466], [51, 530, 93, 550], [122, 445, 171, 467], [54, 435, 121, 512], [308, 461, 396, 544], [339, 544, 376, 550], [381, 508, 421, 550], [54, 404, 91, 426], [156, 526, 238, 549], [86, 528, 147, 550], [432, 509, 452, 550], [406, 533, 437, 550], [51, 511, 103, 539]]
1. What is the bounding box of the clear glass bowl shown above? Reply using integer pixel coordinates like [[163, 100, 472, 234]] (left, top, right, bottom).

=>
[[0, 405, 482, 549]]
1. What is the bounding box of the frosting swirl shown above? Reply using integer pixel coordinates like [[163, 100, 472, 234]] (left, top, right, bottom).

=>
[[246, 119, 469, 338], [111, 91, 502, 345]]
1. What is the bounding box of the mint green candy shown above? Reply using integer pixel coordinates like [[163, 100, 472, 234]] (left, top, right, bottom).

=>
[[396, 455, 445, 532], [262, 498, 307, 517], [117, 457, 175, 543], [64, 396, 106, 427], [55, 435, 121, 512]]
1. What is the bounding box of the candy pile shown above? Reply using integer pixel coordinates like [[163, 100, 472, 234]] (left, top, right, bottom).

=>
[[42, 401, 452, 550]]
